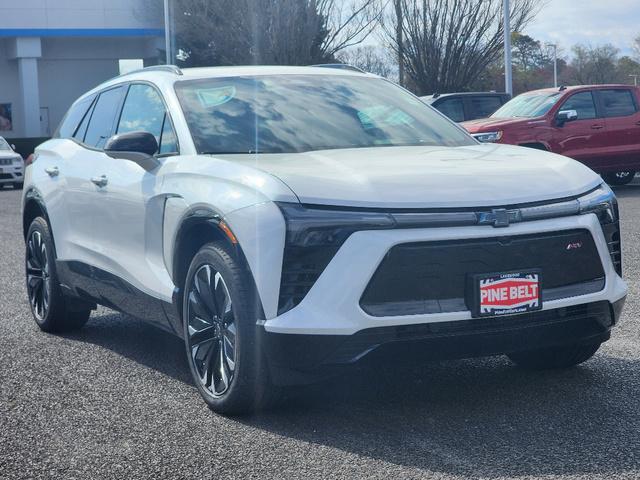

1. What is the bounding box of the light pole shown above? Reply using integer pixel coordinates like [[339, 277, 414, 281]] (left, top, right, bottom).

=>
[[630, 74, 639, 86], [503, 0, 513, 95], [547, 43, 558, 88], [164, 0, 172, 65]]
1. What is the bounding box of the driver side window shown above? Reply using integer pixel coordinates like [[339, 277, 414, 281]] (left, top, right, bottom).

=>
[[559, 91, 597, 120], [117, 84, 178, 155]]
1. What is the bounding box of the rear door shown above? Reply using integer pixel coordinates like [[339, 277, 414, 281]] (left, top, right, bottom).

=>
[[550, 90, 608, 170], [433, 97, 465, 122], [595, 88, 640, 171], [464, 95, 504, 120]]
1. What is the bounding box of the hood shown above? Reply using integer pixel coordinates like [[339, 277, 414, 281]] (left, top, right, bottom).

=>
[[223, 144, 601, 209], [462, 117, 532, 133], [0, 151, 21, 160]]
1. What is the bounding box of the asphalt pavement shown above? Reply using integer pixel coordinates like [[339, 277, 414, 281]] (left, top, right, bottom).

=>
[[1, 183, 640, 479]]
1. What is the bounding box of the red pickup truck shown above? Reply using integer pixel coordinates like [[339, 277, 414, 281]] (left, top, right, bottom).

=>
[[463, 85, 640, 185]]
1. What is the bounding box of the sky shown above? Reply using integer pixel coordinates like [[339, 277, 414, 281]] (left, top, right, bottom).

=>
[[525, 0, 639, 57]]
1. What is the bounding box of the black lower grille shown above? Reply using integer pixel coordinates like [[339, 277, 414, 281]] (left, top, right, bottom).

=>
[[328, 301, 613, 364], [361, 230, 605, 316], [0, 174, 12, 180], [602, 222, 622, 276]]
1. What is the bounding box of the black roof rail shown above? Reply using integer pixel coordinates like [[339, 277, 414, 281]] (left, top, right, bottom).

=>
[[124, 65, 184, 76], [311, 63, 366, 73]]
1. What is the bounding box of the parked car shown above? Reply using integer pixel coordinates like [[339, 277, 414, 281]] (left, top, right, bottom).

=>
[[0, 136, 24, 189], [421, 92, 511, 122], [463, 85, 640, 185], [23, 65, 627, 414]]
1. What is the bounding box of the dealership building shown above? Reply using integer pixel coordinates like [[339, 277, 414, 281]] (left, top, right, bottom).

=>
[[0, 0, 164, 140]]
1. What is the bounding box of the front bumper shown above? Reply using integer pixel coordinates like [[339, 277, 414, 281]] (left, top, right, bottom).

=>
[[0, 165, 24, 184], [260, 213, 627, 382]]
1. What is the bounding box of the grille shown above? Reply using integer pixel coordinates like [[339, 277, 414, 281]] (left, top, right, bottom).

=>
[[361, 229, 605, 317], [0, 173, 12, 180], [0, 158, 14, 166]]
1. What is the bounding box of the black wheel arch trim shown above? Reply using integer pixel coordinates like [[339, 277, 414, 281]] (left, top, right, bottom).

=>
[[169, 203, 267, 326]]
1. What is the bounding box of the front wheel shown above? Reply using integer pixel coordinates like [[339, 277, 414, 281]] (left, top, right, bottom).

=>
[[507, 342, 601, 370], [183, 242, 278, 415], [603, 170, 636, 186]]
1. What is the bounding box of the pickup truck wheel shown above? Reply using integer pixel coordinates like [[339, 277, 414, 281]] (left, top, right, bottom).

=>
[[183, 242, 279, 415], [507, 342, 601, 370], [603, 171, 636, 186]]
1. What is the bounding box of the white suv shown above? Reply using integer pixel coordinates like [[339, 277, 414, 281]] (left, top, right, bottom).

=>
[[0, 136, 24, 189], [23, 65, 627, 414]]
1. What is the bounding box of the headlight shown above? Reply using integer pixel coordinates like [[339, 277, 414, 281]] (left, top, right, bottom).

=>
[[578, 184, 618, 224], [472, 131, 503, 143]]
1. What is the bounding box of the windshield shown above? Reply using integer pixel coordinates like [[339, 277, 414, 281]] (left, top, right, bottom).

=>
[[0, 138, 11, 151], [175, 75, 474, 154], [491, 92, 561, 118]]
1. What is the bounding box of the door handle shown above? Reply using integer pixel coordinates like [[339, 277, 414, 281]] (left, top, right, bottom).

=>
[[44, 166, 59, 177], [91, 175, 108, 188], [591, 124, 604, 130]]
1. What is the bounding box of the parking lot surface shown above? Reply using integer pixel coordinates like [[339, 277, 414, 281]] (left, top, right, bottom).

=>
[[1, 184, 640, 479]]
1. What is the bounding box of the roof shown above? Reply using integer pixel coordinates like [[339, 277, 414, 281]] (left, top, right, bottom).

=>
[[521, 84, 639, 96]]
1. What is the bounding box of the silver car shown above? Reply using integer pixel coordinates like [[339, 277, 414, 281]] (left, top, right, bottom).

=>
[[0, 137, 24, 189]]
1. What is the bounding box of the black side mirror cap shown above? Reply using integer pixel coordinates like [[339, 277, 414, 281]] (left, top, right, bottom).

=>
[[104, 131, 160, 170]]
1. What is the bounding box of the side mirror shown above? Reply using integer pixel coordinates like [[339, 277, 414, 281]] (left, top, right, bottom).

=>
[[104, 131, 159, 170], [10, 144, 16, 151], [556, 109, 578, 127]]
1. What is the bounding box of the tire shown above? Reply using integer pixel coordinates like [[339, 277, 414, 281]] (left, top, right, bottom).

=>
[[25, 217, 92, 333], [507, 342, 601, 370], [603, 170, 636, 186], [182, 242, 278, 415], [13, 182, 24, 190]]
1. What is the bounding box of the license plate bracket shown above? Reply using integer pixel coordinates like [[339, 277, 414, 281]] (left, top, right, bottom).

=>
[[471, 270, 542, 318]]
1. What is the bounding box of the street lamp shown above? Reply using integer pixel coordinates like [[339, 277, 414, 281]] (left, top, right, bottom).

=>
[[503, 0, 512, 95], [164, 0, 172, 65], [546, 43, 558, 88]]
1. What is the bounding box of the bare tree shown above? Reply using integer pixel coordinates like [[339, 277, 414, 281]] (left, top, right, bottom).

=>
[[382, 0, 541, 95], [569, 44, 621, 85], [337, 46, 396, 78], [165, 0, 382, 67]]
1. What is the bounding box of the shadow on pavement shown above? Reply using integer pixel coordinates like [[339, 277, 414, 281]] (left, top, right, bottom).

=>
[[66, 310, 640, 479]]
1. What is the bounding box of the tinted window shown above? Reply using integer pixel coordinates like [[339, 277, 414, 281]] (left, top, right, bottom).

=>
[[84, 86, 125, 148], [469, 96, 503, 119], [117, 84, 166, 142], [436, 98, 465, 122], [56, 94, 95, 138], [175, 75, 474, 154], [599, 89, 637, 117], [159, 114, 178, 154], [559, 91, 597, 120]]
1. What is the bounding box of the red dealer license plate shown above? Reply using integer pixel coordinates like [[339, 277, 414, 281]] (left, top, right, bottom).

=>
[[472, 270, 542, 317]]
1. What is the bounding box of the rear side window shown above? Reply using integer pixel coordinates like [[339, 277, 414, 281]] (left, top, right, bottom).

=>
[[83, 86, 126, 148], [599, 89, 637, 117], [55, 94, 95, 139], [559, 91, 597, 120], [469, 96, 502, 119], [435, 98, 465, 122]]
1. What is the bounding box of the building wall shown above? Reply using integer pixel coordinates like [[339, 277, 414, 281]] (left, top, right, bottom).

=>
[[0, 0, 163, 139]]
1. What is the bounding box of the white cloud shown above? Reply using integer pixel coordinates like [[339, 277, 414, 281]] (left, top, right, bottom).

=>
[[525, 0, 639, 57]]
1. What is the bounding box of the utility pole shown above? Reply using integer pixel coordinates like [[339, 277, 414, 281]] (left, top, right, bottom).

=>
[[503, 0, 513, 95], [547, 43, 558, 88], [395, 0, 404, 87], [164, 0, 172, 65]]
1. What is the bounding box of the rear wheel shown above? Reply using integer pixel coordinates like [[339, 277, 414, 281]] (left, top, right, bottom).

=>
[[26, 217, 92, 332], [507, 342, 601, 370], [183, 242, 278, 415], [603, 170, 635, 186]]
